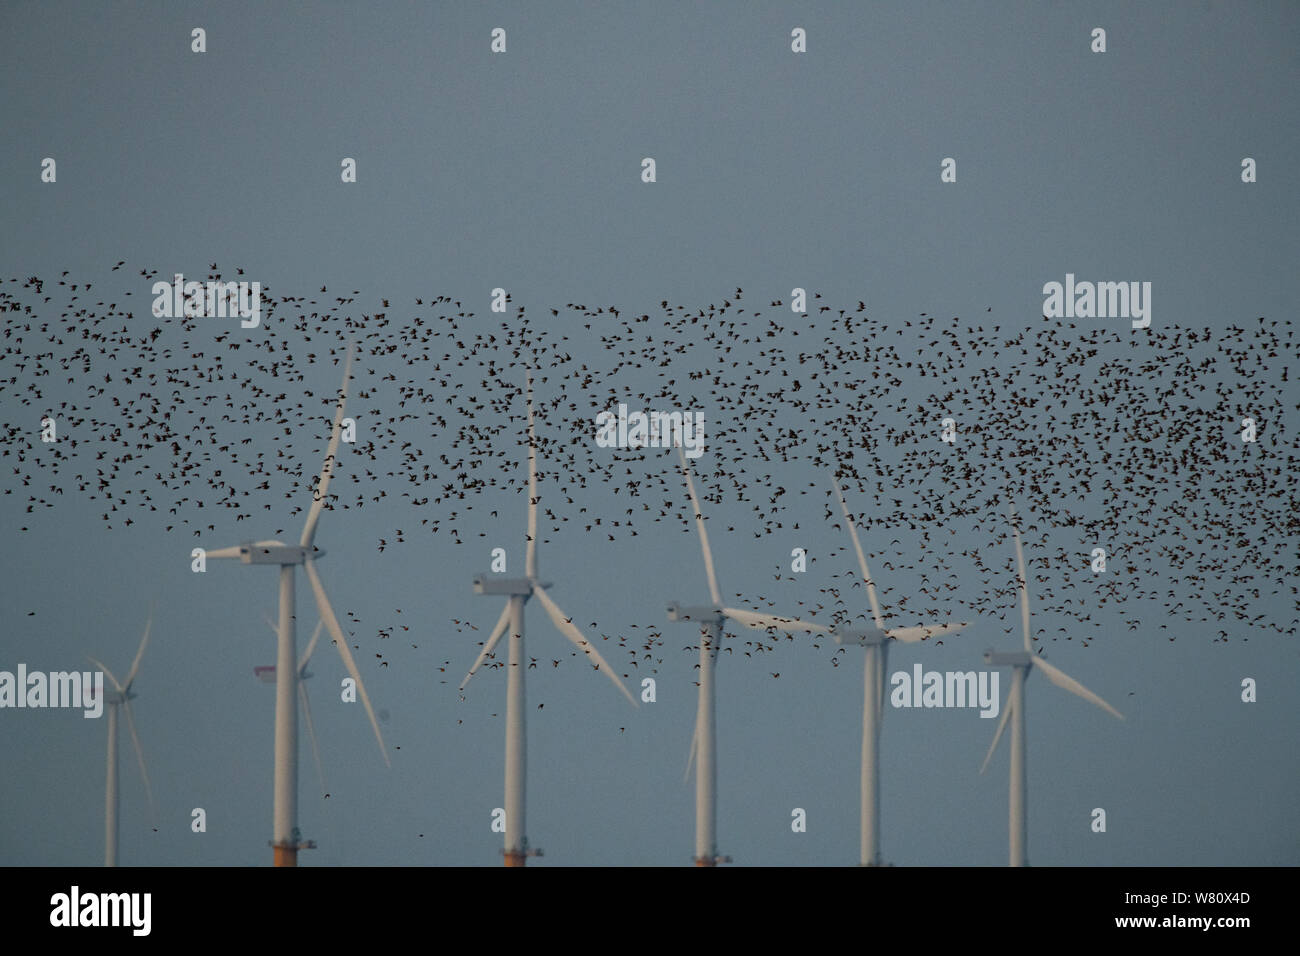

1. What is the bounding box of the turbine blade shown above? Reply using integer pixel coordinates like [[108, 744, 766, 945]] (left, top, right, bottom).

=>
[[460, 603, 513, 692], [263, 613, 279, 637], [678, 446, 721, 606], [525, 369, 538, 579], [980, 695, 1013, 774], [303, 557, 391, 767], [299, 681, 327, 797], [123, 604, 154, 691], [300, 342, 355, 549], [122, 700, 157, 828], [86, 656, 123, 694], [721, 607, 828, 634], [533, 586, 638, 707], [1032, 657, 1125, 720], [830, 470, 886, 630], [298, 619, 325, 674], [1007, 497, 1032, 652], [886, 621, 970, 643]]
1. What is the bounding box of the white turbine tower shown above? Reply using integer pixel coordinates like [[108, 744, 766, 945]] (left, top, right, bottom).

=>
[[828, 469, 969, 866], [667, 447, 829, 866], [259, 617, 328, 798], [87, 608, 156, 867], [205, 343, 389, 866], [981, 496, 1124, 866], [459, 369, 638, 866]]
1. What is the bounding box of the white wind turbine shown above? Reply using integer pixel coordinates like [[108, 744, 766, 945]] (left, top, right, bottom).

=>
[[981, 496, 1124, 866], [459, 369, 638, 867], [829, 469, 969, 866], [667, 446, 830, 866], [205, 343, 389, 866], [88, 609, 157, 867]]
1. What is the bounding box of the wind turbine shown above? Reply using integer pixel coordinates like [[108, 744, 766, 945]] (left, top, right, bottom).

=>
[[667, 446, 829, 866], [828, 469, 969, 866], [205, 343, 389, 866], [459, 369, 638, 867], [87, 608, 156, 867], [981, 496, 1124, 866]]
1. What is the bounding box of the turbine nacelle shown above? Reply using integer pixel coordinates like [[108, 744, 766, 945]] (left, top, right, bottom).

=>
[[254, 665, 314, 683], [473, 575, 548, 596], [666, 602, 723, 624], [830, 625, 891, 647], [91, 686, 133, 705], [985, 650, 1034, 667], [233, 542, 323, 565]]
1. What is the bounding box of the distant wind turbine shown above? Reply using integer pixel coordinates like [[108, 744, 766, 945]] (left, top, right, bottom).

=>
[[981, 496, 1124, 866], [459, 369, 638, 866], [668, 446, 829, 866], [204, 343, 389, 866], [829, 469, 969, 866], [87, 607, 157, 867]]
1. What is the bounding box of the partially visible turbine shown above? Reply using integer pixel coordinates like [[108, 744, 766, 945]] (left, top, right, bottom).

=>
[[87, 606, 157, 867], [981, 496, 1124, 866], [668, 446, 829, 866], [205, 343, 388, 866]]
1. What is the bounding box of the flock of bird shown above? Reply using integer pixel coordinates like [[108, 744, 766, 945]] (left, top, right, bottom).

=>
[[2, 265, 1296, 693]]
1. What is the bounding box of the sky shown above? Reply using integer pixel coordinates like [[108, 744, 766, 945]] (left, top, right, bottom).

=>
[[1, 1, 1296, 867]]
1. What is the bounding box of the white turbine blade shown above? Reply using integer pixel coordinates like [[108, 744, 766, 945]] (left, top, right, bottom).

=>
[[886, 621, 970, 643], [303, 557, 391, 767], [830, 470, 886, 630], [86, 656, 124, 694], [300, 342, 355, 549], [980, 695, 1013, 774], [122, 700, 157, 827], [299, 681, 327, 797], [533, 586, 638, 708], [298, 620, 325, 674], [525, 369, 539, 579], [123, 606, 153, 691], [460, 603, 513, 692], [678, 446, 721, 606], [1007, 497, 1032, 653], [721, 607, 829, 634], [1032, 657, 1125, 720], [263, 613, 279, 637], [205, 545, 244, 559]]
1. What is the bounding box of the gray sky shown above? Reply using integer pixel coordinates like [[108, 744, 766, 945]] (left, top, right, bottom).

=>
[[1, 1, 1296, 866]]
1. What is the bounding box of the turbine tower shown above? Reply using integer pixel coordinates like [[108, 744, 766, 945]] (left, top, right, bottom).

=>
[[459, 369, 638, 866], [259, 617, 328, 798], [88, 609, 156, 867], [667, 446, 829, 866], [205, 344, 389, 866], [828, 469, 969, 866], [981, 496, 1124, 866]]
